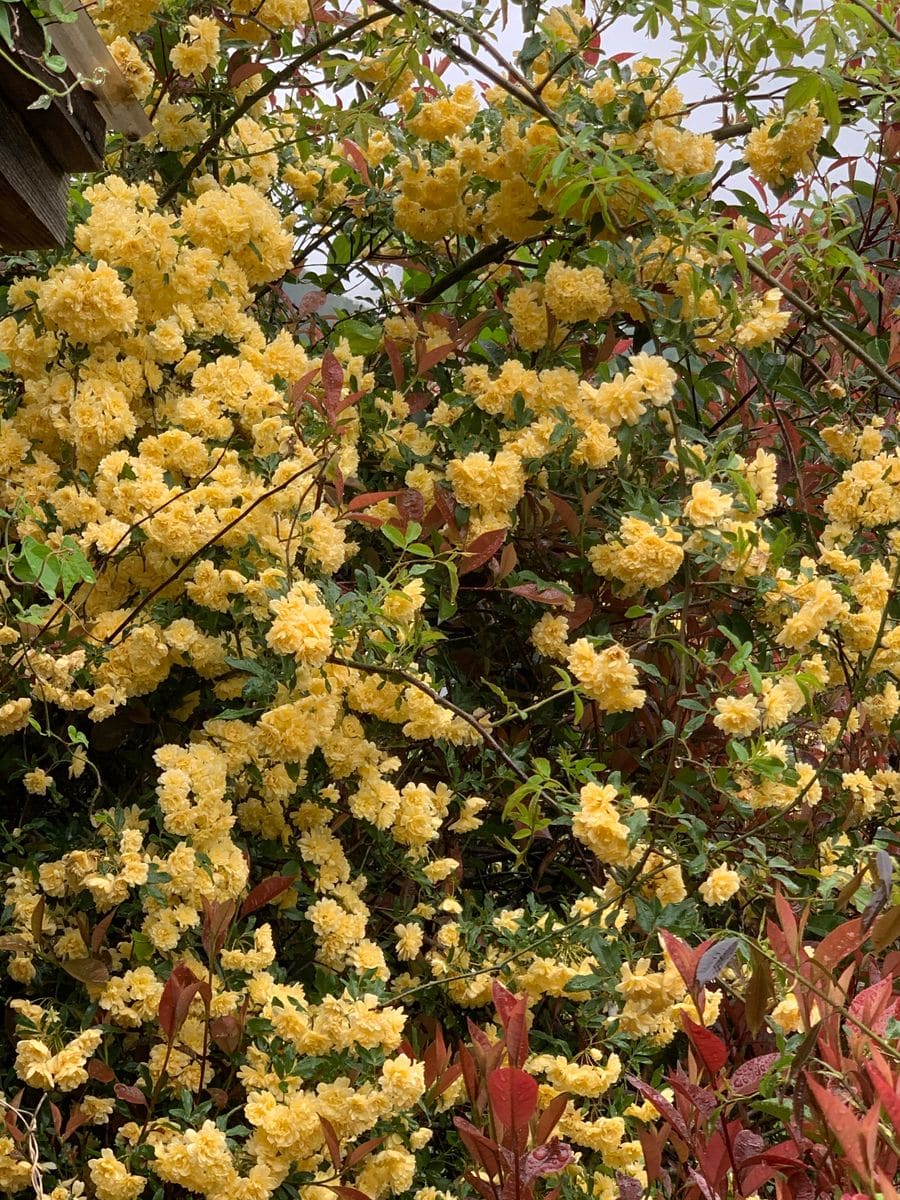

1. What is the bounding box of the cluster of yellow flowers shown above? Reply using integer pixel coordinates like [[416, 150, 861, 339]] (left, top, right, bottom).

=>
[[745, 103, 825, 188]]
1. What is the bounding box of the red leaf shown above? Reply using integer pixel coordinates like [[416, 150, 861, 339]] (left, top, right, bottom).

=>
[[346, 490, 406, 512], [805, 1075, 868, 1177], [114, 1084, 148, 1108], [487, 1067, 538, 1131], [492, 982, 529, 1067], [547, 493, 580, 537], [329, 1189, 372, 1200], [342, 138, 370, 184], [627, 1077, 689, 1141], [87, 1059, 116, 1083], [416, 342, 456, 375], [458, 1043, 480, 1112], [344, 1136, 386, 1168], [319, 1115, 342, 1170], [396, 489, 425, 525], [459, 529, 506, 576], [453, 1115, 503, 1179], [61, 1107, 92, 1142], [240, 875, 294, 919], [383, 338, 405, 388], [682, 1016, 728, 1077], [866, 1061, 900, 1131], [492, 980, 519, 1027], [506, 583, 571, 606], [90, 908, 118, 955], [201, 898, 237, 961], [158, 963, 203, 1042], [434, 1062, 463, 1098], [812, 918, 865, 973], [659, 929, 697, 990], [321, 352, 344, 421], [566, 596, 594, 632], [228, 58, 264, 88], [210, 1015, 242, 1054], [730, 1054, 779, 1095], [849, 977, 897, 1035], [669, 1075, 718, 1114], [535, 1092, 569, 1144], [522, 1139, 575, 1181]]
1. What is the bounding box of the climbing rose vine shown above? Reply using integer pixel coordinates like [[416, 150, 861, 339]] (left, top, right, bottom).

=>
[[1, 1, 900, 1198]]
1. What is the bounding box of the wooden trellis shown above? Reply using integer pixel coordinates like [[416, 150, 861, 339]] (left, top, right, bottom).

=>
[[0, 2, 151, 250]]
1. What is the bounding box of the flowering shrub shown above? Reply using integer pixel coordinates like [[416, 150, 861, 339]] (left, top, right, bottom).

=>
[[0, 0, 899, 1198]]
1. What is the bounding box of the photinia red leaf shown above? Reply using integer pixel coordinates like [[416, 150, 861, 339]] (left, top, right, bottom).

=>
[[730, 1054, 779, 1095], [319, 1115, 342, 1170], [487, 1067, 539, 1131], [158, 963, 205, 1042], [627, 1077, 689, 1141], [535, 1091, 569, 1144], [459, 529, 506, 576], [682, 1016, 728, 1077], [114, 1083, 148, 1108], [453, 1115, 503, 1179], [321, 351, 343, 421], [506, 583, 571, 606], [659, 929, 697, 990], [239, 875, 294, 919], [341, 138, 370, 184], [812, 918, 865, 973], [805, 1075, 868, 1178], [395, 488, 425, 526]]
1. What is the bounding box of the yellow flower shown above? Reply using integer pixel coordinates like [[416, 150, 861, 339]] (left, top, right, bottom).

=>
[[745, 103, 824, 188], [266, 582, 334, 666], [698, 864, 741, 905], [566, 641, 646, 713], [713, 694, 761, 737]]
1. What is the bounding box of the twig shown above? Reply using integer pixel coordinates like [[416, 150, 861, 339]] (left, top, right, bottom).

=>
[[328, 655, 530, 783], [748, 260, 899, 395]]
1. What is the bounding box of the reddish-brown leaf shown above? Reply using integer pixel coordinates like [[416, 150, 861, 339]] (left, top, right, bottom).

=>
[[61, 1107, 92, 1142], [812, 917, 865, 972], [659, 929, 697, 990], [731, 1054, 779, 1095], [627, 1077, 689, 1140], [535, 1091, 569, 1144], [158, 962, 203, 1042], [506, 583, 571, 606], [319, 1115, 342, 1170], [682, 1016, 728, 1078], [114, 1083, 148, 1108], [90, 908, 117, 955], [805, 1074, 868, 1178], [416, 342, 456, 375], [396, 489, 425, 525], [341, 138, 370, 184], [210, 1015, 243, 1055], [872, 904, 900, 952], [201, 898, 237, 961], [346, 490, 406, 512], [87, 1058, 116, 1083], [866, 1061, 900, 1131], [487, 1067, 538, 1131], [61, 957, 109, 985], [240, 875, 294, 919], [321, 352, 343, 420], [344, 1136, 386, 1168], [459, 529, 506, 576], [453, 1116, 503, 1179]]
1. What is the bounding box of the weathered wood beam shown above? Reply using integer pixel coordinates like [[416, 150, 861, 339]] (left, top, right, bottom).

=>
[[0, 89, 69, 249]]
